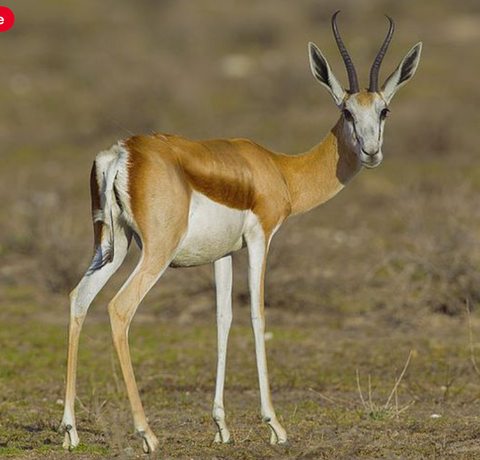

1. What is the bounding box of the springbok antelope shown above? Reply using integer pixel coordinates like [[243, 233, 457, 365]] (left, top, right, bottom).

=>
[[60, 11, 422, 453]]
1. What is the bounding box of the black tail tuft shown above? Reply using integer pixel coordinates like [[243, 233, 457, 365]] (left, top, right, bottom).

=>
[[86, 244, 114, 275]]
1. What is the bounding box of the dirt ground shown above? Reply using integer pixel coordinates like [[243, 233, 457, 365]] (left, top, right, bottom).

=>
[[3, 282, 480, 460], [2, 0, 480, 459]]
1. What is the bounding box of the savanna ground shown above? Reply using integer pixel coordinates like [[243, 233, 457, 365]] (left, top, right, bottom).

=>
[[2, 0, 480, 458]]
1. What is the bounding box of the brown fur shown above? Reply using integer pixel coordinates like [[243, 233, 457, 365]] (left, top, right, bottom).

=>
[[125, 136, 191, 245], [125, 135, 290, 234], [355, 89, 376, 106], [123, 119, 359, 235], [274, 119, 360, 214]]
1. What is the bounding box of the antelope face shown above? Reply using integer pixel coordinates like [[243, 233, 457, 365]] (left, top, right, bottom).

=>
[[308, 11, 422, 169], [341, 91, 388, 169]]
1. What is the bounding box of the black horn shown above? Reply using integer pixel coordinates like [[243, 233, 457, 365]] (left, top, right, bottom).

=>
[[332, 10, 359, 94], [369, 15, 395, 92]]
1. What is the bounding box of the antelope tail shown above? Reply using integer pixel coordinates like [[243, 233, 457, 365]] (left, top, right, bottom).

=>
[[87, 152, 121, 274]]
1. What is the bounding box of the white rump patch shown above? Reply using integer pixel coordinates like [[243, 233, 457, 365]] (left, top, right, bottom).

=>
[[94, 143, 136, 232]]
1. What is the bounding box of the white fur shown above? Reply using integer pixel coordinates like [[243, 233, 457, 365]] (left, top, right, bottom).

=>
[[212, 255, 233, 443], [308, 42, 346, 106], [244, 214, 287, 444], [94, 143, 137, 232], [309, 40, 422, 170], [343, 95, 386, 168], [61, 223, 131, 449], [171, 192, 248, 267], [382, 42, 423, 104]]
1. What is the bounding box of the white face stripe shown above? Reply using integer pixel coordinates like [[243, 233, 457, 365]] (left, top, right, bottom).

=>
[[342, 93, 388, 168]]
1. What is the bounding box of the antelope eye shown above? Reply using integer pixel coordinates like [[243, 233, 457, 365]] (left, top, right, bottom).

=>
[[380, 108, 390, 119], [343, 109, 354, 122]]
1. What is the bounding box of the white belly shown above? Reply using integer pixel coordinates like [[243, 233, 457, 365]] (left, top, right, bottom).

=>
[[171, 192, 247, 267]]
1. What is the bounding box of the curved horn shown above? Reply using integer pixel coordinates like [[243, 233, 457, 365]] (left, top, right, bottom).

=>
[[331, 10, 359, 93], [369, 15, 395, 92]]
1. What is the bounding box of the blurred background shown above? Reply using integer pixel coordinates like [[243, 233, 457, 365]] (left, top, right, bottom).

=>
[[1, 0, 480, 458]]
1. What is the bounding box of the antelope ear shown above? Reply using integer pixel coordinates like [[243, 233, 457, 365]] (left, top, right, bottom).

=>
[[381, 42, 422, 104], [308, 42, 346, 106]]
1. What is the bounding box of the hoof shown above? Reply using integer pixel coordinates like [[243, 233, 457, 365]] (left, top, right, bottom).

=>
[[137, 429, 159, 454], [270, 433, 288, 446], [267, 420, 287, 446], [214, 430, 233, 444], [60, 424, 79, 451], [275, 439, 290, 448]]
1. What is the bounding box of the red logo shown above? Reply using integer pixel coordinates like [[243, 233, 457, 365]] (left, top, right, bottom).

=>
[[0, 7, 14, 32]]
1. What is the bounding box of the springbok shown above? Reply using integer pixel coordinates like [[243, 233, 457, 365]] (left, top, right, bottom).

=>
[[60, 11, 422, 453]]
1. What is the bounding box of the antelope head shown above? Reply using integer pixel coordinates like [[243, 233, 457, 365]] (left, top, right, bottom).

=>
[[308, 11, 422, 169]]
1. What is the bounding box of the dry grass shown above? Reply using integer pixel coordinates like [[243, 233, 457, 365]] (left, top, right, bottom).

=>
[[356, 351, 415, 420], [2, 0, 480, 458]]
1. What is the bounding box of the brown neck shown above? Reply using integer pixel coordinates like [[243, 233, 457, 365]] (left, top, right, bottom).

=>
[[275, 118, 362, 216]]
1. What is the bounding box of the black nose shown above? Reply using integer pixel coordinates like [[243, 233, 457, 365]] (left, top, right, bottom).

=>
[[361, 148, 379, 157]]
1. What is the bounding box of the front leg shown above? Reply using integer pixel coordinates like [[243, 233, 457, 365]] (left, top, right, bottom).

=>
[[246, 227, 287, 445], [212, 256, 234, 443]]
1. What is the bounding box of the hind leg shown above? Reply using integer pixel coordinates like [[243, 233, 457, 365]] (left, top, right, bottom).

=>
[[60, 226, 131, 450], [108, 227, 186, 453]]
